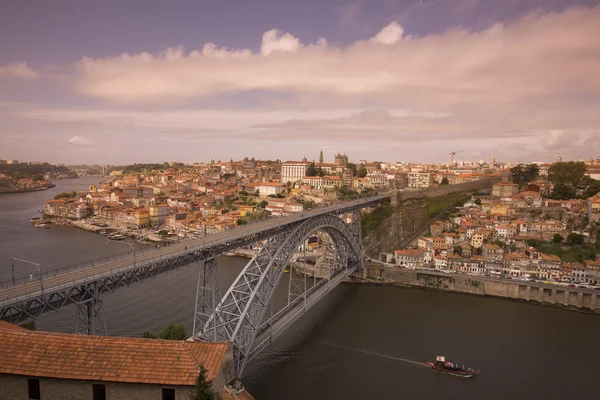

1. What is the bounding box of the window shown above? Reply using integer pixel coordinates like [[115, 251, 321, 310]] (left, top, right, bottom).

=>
[[28, 379, 40, 400], [92, 384, 106, 400], [162, 388, 175, 400]]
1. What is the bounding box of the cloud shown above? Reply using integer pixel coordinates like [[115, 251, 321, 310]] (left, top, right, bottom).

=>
[[67, 136, 96, 146], [4, 4, 600, 163], [74, 4, 600, 109], [370, 21, 404, 44], [261, 29, 302, 56], [0, 62, 39, 79]]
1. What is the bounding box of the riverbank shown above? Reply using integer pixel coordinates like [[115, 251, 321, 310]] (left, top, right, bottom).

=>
[[0, 184, 56, 195], [351, 264, 600, 313]]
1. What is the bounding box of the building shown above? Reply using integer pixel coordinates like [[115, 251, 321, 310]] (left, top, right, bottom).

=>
[[395, 249, 425, 268], [149, 204, 170, 226], [256, 183, 285, 197], [482, 244, 503, 262], [281, 162, 309, 183], [334, 153, 348, 167], [492, 182, 520, 198], [588, 195, 600, 223], [408, 172, 432, 189], [0, 322, 235, 400]]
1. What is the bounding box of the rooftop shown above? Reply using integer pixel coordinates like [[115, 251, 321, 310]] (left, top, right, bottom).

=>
[[0, 324, 228, 386]]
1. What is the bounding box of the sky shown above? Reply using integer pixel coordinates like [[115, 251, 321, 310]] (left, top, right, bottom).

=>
[[1, 0, 600, 165]]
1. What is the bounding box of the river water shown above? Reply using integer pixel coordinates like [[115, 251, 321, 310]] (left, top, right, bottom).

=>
[[1, 177, 599, 399]]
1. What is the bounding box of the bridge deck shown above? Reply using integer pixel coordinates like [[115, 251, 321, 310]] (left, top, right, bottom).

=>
[[0, 195, 388, 309]]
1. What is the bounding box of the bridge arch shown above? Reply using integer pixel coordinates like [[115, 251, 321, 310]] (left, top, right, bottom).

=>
[[202, 212, 363, 375]]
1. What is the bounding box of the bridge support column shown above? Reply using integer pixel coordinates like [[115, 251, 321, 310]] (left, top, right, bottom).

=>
[[193, 258, 220, 341], [75, 299, 107, 335]]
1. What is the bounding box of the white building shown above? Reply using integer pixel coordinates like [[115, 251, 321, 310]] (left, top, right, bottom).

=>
[[408, 172, 432, 189], [281, 162, 309, 183], [256, 183, 285, 197]]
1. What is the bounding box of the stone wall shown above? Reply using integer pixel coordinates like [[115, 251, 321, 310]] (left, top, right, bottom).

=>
[[0, 375, 194, 400], [391, 177, 500, 206], [358, 265, 599, 312]]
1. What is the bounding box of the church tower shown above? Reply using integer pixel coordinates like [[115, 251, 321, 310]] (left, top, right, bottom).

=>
[[319, 150, 324, 164]]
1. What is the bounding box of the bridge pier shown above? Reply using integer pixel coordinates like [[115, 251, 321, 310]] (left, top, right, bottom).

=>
[[193, 258, 220, 341], [75, 299, 106, 336]]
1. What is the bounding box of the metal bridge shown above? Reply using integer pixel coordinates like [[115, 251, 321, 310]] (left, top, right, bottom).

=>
[[0, 194, 390, 375]]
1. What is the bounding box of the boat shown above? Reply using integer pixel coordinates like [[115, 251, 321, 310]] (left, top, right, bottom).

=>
[[424, 356, 479, 378], [108, 233, 126, 240], [31, 217, 41, 223], [34, 223, 50, 229]]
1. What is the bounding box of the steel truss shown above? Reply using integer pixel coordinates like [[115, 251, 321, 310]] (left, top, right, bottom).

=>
[[201, 212, 363, 376], [193, 258, 220, 341]]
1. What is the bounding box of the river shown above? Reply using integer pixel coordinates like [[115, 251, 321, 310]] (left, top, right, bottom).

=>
[[1, 177, 599, 399]]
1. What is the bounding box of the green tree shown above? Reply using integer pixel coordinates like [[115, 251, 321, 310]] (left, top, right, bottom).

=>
[[441, 177, 449, 185], [53, 190, 78, 200], [143, 323, 187, 340], [548, 161, 586, 187], [567, 233, 584, 245], [474, 198, 482, 206], [583, 179, 600, 198], [306, 162, 317, 176], [357, 166, 368, 178], [550, 183, 577, 200], [19, 321, 37, 331], [552, 234, 564, 243], [510, 163, 539, 185], [189, 366, 215, 400], [525, 164, 540, 182], [257, 200, 268, 208], [347, 163, 357, 177]]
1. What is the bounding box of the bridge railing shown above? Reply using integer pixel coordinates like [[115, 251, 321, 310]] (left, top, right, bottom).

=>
[[0, 193, 389, 296]]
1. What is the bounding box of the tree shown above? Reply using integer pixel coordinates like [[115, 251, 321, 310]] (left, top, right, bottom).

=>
[[552, 234, 564, 243], [550, 183, 577, 200], [347, 163, 357, 177], [143, 323, 187, 340], [441, 177, 449, 185], [142, 330, 157, 339], [567, 233, 584, 245], [548, 161, 586, 187], [189, 366, 215, 400], [510, 163, 539, 185], [583, 179, 600, 198], [257, 200, 268, 209], [306, 162, 317, 176], [357, 166, 368, 178], [474, 198, 482, 206]]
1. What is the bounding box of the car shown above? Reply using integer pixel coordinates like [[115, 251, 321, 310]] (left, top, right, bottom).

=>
[[595, 287, 600, 291], [568, 284, 576, 287]]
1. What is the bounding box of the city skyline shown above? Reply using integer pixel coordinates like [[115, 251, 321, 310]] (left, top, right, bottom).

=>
[[1, 0, 600, 164]]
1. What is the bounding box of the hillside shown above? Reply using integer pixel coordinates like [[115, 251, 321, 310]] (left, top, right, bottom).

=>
[[362, 192, 469, 257]]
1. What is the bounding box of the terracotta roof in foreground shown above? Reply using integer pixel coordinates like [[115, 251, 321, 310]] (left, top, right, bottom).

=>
[[0, 325, 228, 386]]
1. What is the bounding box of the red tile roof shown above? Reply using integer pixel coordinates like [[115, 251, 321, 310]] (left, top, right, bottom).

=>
[[0, 325, 228, 386]]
